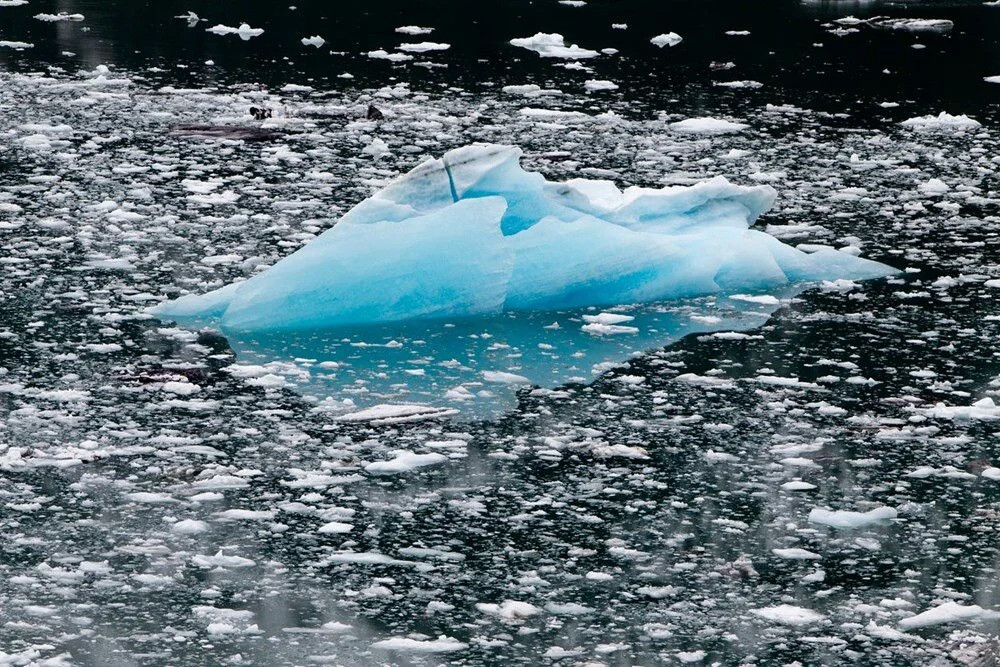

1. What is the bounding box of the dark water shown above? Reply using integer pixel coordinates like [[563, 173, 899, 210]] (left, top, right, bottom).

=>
[[2, 1, 1000, 665]]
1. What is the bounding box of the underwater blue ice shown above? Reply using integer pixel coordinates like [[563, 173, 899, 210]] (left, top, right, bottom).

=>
[[150, 144, 896, 333]]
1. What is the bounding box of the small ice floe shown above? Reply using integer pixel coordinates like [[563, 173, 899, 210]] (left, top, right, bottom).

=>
[[650, 32, 683, 48], [190, 551, 256, 569], [367, 49, 413, 62], [773, 548, 822, 560], [34, 12, 85, 21], [336, 404, 458, 424], [922, 397, 1000, 421], [582, 312, 637, 335], [584, 79, 619, 92], [726, 30, 751, 36], [482, 370, 531, 384], [397, 42, 450, 52], [669, 117, 749, 134], [900, 112, 981, 131], [750, 605, 825, 626], [808, 506, 896, 529], [986, 75, 1000, 84], [0, 40, 33, 49], [371, 636, 468, 653], [476, 600, 541, 620], [175, 11, 200, 26], [301, 35, 325, 48], [899, 602, 996, 630], [0, 0, 29, 5], [395, 25, 434, 35], [365, 451, 448, 475], [206, 23, 264, 40], [715, 80, 763, 89], [875, 18, 954, 32], [509, 32, 599, 58]]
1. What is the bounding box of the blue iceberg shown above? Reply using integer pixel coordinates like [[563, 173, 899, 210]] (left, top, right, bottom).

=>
[[151, 144, 896, 333]]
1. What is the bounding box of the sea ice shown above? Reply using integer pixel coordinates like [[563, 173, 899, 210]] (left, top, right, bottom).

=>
[[510, 33, 599, 59], [651, 32, 683, 48], [808, 506, 897, 529], [901, 112, 981, 131], [152, 144, 896, 334]]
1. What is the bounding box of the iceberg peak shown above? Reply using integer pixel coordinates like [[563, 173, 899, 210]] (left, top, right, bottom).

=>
[[151, 143, 896, 333]]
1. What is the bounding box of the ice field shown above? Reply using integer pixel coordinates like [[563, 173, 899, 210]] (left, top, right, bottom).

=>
[[1, 0, 1000, 664]]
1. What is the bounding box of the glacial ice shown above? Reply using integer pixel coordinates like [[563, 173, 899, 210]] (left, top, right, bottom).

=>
[[152, 144, 896, 333]]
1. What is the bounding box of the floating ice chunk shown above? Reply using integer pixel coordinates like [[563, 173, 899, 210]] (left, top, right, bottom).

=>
[[476, 600, 542, 620], [808, 506, 897, 529], [372, 636, 468, 653], [34, 12, 84, 21], [482, 370, 531, 384], [750, 605, 825, 626], [651, 32, 683, 48], [669, 117, 749, 134], [772, 548, 821, 560], [206, 23, 263, 40], [365, 451, 449, 474], [901, 112, 981, 131], [0, 40, 33, 50], [397, 42, 450, 52], [715, 80, 763, 89], [337, 404, 459, 424], [923, 397, 1000, 421], [152, 144, 895, 335], [875, 18, 953, 32], [367, 49, 413, 62], [898, 602, 991, 630], [0, 0, 29, 5], [917, 178, 949, 195], [510, 33, 599, 59], [301, 35, 325, 48], [585, 79, 619, 92], [395, 25, 434, 35], [987, 75, 1000, 84]]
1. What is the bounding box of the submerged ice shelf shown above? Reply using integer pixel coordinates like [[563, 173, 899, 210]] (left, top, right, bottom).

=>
[[152, 144, 896, 333]]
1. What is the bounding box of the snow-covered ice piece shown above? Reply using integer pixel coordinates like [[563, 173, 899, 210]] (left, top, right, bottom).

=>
[[397, 42, 450, 52], [651, 33, 683, 48], [808, 506, 897, 529], [751, 604, 825, 626], [151, 144, 896, 334], [301, 35, 325, 48], [365, 451, 449, 474], [670, 117, 749, 134], [901, 112, 981, 131], [923, 397, 1000, 421], [986, 75, 1000, 84], [372, 636, 467, 653], [206, 23, 263, 40], [898, 602, 991, 630], [510, 33, 599, 59]]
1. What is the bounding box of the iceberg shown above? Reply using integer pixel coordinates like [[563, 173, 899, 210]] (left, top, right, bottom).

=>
[[152, 144, 895, 333]]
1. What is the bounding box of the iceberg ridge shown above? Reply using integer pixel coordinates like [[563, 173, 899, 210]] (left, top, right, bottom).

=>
[[151, 144, 896, 332]]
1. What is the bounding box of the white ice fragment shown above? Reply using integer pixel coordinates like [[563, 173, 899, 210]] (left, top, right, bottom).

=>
[[923, 397, 1000, 421], [900, 112, 981, 131], [206, 23, 264, 39], [750, 605, 825, 626], [482, 371, 531, 385], [510, 33, 599, 59], [365, 451, 448, 474], [651, 32, 683, 48], [669, 117, 749, 134], [584, 79, 619, 92], [898, 602, 990, 629], [301, 35, 325, 48], [397, 42, 450, 52], [987, 75, 1000, 84], [772, 548, 821, 560], [371, 636, 467, 653], [336, 404, 458, 424], [808, 506, 897, 529], [476, 600, 541, 620], [367, 49, 413, 62], [395, 26, 434, 35], [34, 12, 84, 21]]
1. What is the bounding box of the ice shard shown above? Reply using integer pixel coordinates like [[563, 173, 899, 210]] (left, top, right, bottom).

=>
[[150, 144, 896, 333]]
